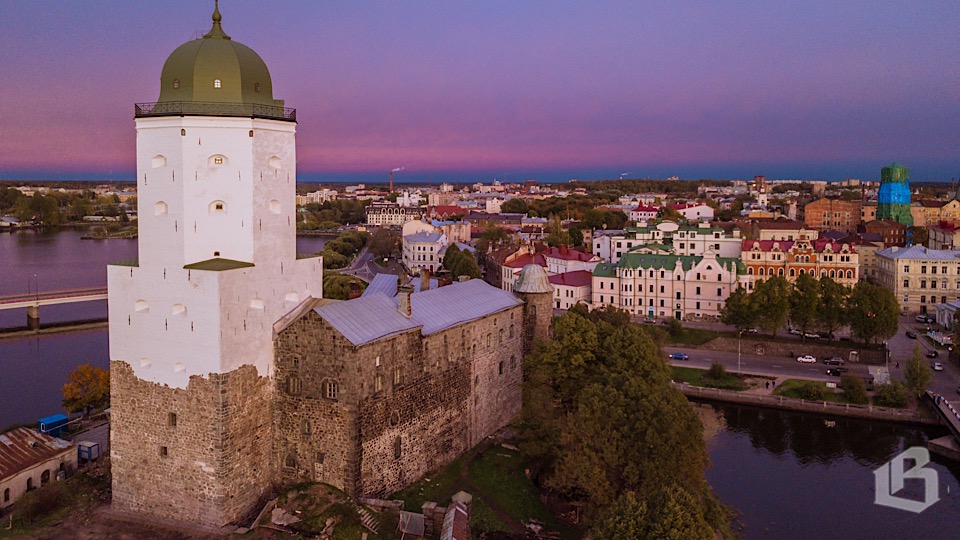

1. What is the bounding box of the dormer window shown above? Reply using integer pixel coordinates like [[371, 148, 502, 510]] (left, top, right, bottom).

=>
[[173, 79, 180, 89], [214, 79, 221, 89], [254, 82, 261, 93], [214, 156, 224, 165]]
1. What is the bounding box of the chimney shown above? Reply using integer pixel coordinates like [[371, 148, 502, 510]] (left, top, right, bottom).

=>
[[398, 284, 413, 317], [458, 275, 471, 282], [421, 269, 431, 291]]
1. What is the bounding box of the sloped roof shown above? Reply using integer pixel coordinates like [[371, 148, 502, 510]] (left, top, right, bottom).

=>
[[877, 245, 960, 261], [361, 273, 438, 298], [542, 246, 600, 262], [411, 279, 523, 335], [314, 294, 422, 346], [404, 232, 445, 243], [742, 239, 795, 251], [503, 253, 547, 269], [0, 428, 73, 481], [549, 270, 593, 287]]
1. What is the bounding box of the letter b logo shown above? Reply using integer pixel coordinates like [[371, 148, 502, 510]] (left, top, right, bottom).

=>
[[874, 447, 939, 513]]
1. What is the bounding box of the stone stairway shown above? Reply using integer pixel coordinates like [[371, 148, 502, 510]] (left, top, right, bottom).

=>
[[357, 506, 380, 534]]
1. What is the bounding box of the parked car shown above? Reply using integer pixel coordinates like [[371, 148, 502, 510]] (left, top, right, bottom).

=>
[[797, 355, 817, 363], [927, 350, 939, 358], [669, 352, 689, 361], [824, 357, 845, 366], [933, 362, 944, 371], [804, 332, 820, 339], [906, 331, 918, 339], [826, 368, 848, 376], [643, 317, 656, 324], [916, 315, 934, 323], [788, 328, 802, 335]]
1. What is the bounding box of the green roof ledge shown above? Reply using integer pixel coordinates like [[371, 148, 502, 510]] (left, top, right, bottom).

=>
[[184, 258, 255, 271]]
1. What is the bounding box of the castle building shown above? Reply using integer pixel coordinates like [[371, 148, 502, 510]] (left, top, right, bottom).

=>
[[108, 5, 550, 527], [876, 163, 913, 226], [108, 5, 324, 527]]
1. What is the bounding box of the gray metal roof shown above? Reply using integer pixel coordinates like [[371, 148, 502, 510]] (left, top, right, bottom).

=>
[[877, 245, 960, 261], [314, 294, 421, 346], [513, 264, 553, 293], [362, 273, 438, 298], [410, 279, 523, 335], [404, 231, 445, 243]]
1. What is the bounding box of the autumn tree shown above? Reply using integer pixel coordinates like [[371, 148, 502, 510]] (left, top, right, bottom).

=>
[[61, 364, 110, 416]]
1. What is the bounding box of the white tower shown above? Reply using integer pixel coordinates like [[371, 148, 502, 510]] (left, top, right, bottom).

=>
[[107, 4, 323, 527]]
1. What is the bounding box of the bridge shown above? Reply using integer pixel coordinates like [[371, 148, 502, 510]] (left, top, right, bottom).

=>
[[0, 287, 108, 329], [926, 390, 960, 461]]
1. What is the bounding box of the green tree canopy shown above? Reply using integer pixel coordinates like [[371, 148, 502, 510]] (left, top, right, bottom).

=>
[[568, 227, 584, 247], [719, 286, 758, 332], [500, 198, 528, 214], [904, 345, 932, 396], [751, 277, 790, 336], [442, 245, 481, 280], [847, 281, 900, 345], [368, 227, 399, 259], [789, 273, 821, 337], [817, 276, 849, 336], [323, 272, 367, 300]]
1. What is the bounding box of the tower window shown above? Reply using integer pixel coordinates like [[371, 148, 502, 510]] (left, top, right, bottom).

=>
[[214, 156, 223, 165], [160, 446, 168, 457], [168, 412, 177, 427], [173, 79, 180, 89], [255, 82, 261, 93], [180, 129, 186, 136], [214, 79, 221, 89]]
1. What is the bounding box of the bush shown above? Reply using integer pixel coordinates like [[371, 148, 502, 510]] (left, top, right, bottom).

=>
[[796, 381, 827, 401], [707, 362, 726, 380], [665, 317, 683, 337], [874, 382, 909, 408], [840, 375, 868, 404], [17, 482, 66, 524]]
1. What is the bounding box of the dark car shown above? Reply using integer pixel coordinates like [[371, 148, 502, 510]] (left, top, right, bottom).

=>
[[669, 352, 689, 361], [826, 368, 848, 376], [824, 357, 845, 366], [906, 331, 918, 339], [927, 350, 939, 358]]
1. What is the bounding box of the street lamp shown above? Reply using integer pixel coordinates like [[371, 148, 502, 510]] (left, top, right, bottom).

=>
[[738, 329, 743, 374]]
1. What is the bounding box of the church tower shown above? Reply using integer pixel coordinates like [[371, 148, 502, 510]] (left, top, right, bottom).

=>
[[107, 4, 323, 527]]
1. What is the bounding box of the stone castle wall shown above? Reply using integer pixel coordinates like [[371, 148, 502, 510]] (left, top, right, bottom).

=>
[[110, 361, 273, 528]]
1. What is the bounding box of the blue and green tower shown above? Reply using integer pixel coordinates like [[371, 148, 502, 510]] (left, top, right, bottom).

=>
[[876, 163, 913, 226]]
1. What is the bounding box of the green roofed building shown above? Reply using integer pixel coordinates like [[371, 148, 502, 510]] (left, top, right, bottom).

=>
[[592, 246, 747, 321], [592, 221, 742, 264]]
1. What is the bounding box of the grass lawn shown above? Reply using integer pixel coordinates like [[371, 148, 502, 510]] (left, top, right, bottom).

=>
[[667, 327, 721, 346], [773, 379, 850, 403], [391, 443, 578, 539], [671, 366, 749, 391]]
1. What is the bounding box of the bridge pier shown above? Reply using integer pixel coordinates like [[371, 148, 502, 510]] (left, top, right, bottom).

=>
[[27, 305, 39, 330]]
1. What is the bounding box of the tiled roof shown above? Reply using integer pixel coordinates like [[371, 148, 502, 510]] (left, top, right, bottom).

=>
[[542, 246, 599, 262], [430, 205, 466, 215], [549, 270, 593, 287], [503, 253, 547, 269], [0, 428, 73, 481], [404, 232, 445, 243], [410, 279, 522, 335], [742, 239, 795, 251], [361, 273, 438, 298], [632, 204, 659, 212]]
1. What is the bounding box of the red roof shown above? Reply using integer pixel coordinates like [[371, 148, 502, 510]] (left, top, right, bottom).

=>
[[504, 253, 547, 269], [0, 428, 73, 480], [549, 270, 593, 287], [429, 205, 466, 216], [669, 202, 708, 210], [742, 239, 795, 251], [632, 204, 659, 212], [543, 246, 599, 262]]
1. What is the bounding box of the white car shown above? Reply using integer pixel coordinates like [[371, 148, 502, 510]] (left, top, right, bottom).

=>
[[933, 362, 944, 371], [797, 355, 817, 363]]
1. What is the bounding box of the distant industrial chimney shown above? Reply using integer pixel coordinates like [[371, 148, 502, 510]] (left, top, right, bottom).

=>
[[398, 284, 413, 317]]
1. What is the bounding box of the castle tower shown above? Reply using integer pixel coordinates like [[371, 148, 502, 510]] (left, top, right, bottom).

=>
[[877, 163, 913, 226], [513, 264, 554, 353], [107, 4, 323, 527]]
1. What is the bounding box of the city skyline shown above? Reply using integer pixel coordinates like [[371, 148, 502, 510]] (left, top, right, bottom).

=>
[[1, 0, 958, 183]]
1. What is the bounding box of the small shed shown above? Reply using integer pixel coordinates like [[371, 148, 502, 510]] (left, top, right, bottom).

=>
[[77, 441, 101, 462], [37, 414, 68, 437]]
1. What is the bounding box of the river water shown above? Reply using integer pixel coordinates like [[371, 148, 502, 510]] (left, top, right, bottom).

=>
[[2, 230, 960, 536]]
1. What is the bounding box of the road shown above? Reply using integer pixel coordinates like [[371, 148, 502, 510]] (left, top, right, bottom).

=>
[[666, 313, 960, 396]]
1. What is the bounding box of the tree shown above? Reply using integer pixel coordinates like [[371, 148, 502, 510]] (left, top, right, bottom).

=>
[[908, 226, 929, 247], [61, 364, 109, 415], [789, 273, 820, 338], [840, 375, 868, 404], [442, 245, 481, 280], [568, 227, 584, 247], [750, 277, 790, 336], [904, 345, 932, 396], [657, 206, 684, 223], [500, 198, 528, 214], [874, 382, 908, 408], [323, 272, 367, 300], [816, 276, 849, 336], [545, 214, 571, 247], [847, 281, 900, 345], [719, 286, 759, 332], [592, 487, 713, 540], [368, 228, 399, 259]]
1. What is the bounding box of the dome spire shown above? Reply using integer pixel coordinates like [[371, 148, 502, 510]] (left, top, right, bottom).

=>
[[204, 0, 231, 40]]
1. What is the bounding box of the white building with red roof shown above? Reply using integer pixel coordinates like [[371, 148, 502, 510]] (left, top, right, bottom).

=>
[[669, 202, 714, 222], [549, 270, 593, 309], [629, 204, 660, 224], [542, 246, 602, 274], [0, 427, 76, 512]]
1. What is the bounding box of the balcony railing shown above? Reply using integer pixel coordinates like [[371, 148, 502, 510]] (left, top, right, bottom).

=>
[[134, 101, 296, 122]]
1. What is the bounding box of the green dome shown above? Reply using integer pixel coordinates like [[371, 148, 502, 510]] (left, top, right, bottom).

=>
[[156, 3, 283, 109]]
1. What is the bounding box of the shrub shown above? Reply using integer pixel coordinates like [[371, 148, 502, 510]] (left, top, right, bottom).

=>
[[874, 382, 908, 408], [796, 381, 827, 401], [17, 482, 66, 524], [840, 375, 868, 404], [707, 362, 726, 380]]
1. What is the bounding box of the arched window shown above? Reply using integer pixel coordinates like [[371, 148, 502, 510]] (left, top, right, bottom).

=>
[[154, 201, 168, 216], [498, 329, 504, 343], [830, 270, 836, 278], [41, 470, 50, 486], [509, 324, 515, 338], [172, 79, 180, 89], [209, 200, 226, 215], [747, 267, 754, 276], [498, 361, 504, 375], [393, 436, 402, 459], [152, 155, 167, 168], [846, 270, 853, 278], [510, 355, 517, 370], [172, 304, 187, 316], [269, 199, 281, 214], [486, 334, 492, 347], [26, 478, 33, 491], [214, 79, 221, 88], [284, 452, 297, 469], [301, 419, 312, 435], [3, 488, 9, 502], [790, 269, 796, 277], [778, 268, 785, 276], [135, 300, 149, 313]]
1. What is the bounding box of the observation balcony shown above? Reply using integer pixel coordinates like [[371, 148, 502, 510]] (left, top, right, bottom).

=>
[[134, 101, 296, 122]]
